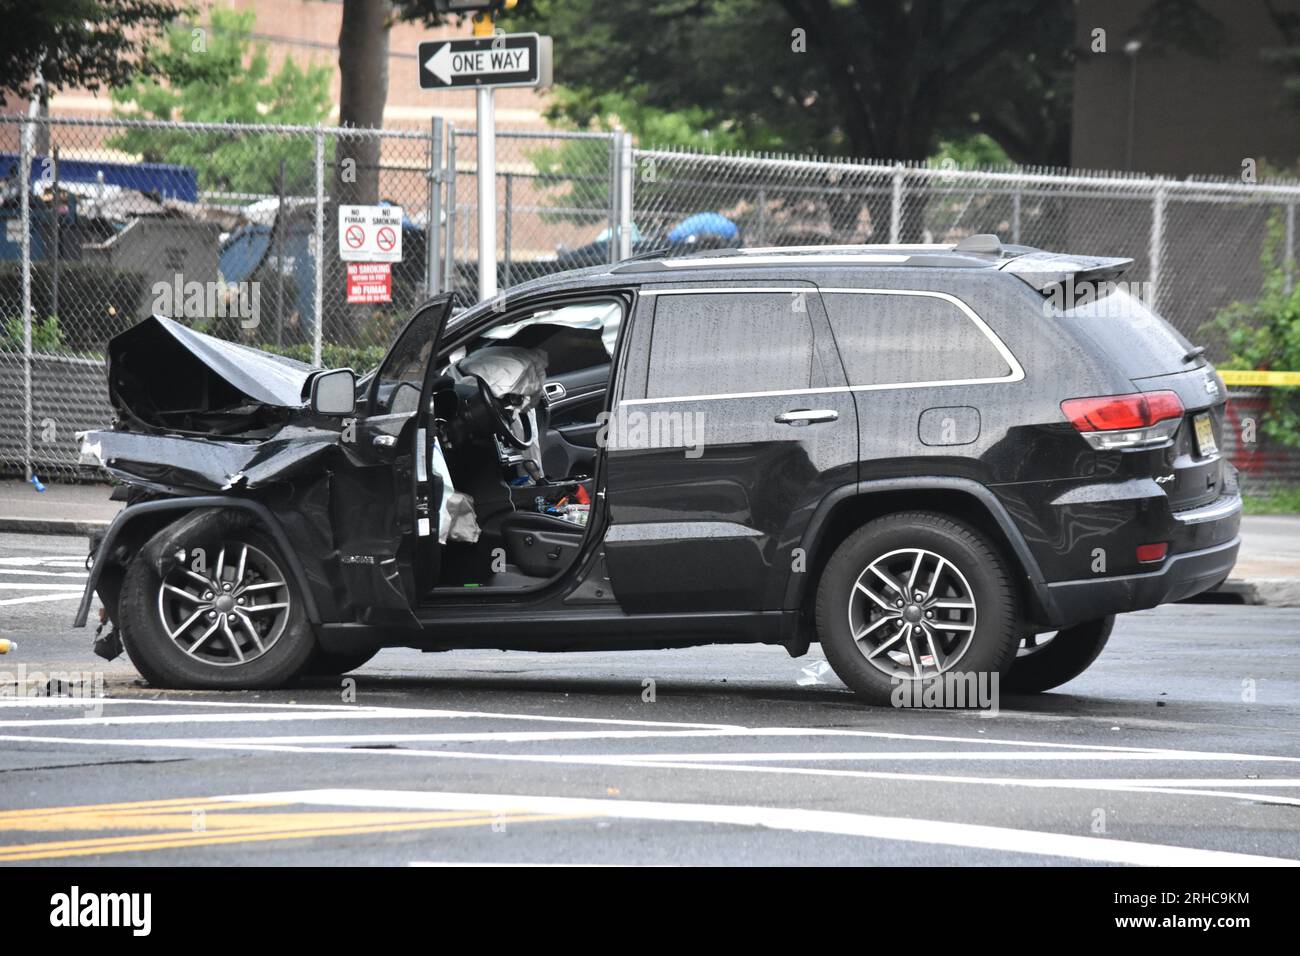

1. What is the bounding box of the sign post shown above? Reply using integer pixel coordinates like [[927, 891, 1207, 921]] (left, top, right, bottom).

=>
[[477, 87, 497, 300], [418, 32, 552, 302]]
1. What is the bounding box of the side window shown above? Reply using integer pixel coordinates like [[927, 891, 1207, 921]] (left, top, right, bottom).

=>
[[823, 292, 1011, 387], [646, 292, 814, 399], [373, 308, 438, 414]]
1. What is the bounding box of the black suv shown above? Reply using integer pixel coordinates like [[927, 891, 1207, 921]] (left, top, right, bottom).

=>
[[75, 235, 1241, 704]]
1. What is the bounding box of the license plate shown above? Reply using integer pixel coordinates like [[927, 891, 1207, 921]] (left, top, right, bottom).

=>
[[1193, 413, 1218, 457]]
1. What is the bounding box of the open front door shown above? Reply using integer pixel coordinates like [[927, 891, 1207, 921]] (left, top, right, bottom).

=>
[[339, 295, 454, 626]]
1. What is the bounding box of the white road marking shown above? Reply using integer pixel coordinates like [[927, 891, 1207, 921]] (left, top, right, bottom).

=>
[[0, 592, 85, 607], [0, 569, 87, 578], [0, 697, 421, 711], [170, 731, 1300, 765], [0, 705, 739, 731], [217, 788, 1300, 867], [0, 582, 92, 591], [0, 556, 86, 567], [4, 732, 1299, 808], [2, 701, 1297, 765], [601, 749, 1300, 763]]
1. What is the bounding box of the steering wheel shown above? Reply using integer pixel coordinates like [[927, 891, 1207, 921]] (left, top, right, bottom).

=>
[[473, 374, 532, 450]]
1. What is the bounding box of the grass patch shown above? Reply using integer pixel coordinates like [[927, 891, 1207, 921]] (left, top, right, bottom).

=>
[[1243, 486, 1300, 515]]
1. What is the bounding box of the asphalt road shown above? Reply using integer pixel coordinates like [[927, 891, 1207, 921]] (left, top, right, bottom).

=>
[[1, 531, 1298, 866]]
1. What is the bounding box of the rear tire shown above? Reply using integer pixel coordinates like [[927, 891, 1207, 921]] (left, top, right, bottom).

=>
[[815, 511, 1020, 706], [118, 522, 315, 689], [1003, 616, 1114, 693]]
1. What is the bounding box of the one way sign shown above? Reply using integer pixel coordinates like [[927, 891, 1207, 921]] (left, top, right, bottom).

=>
[[418, 34, 552, 90]]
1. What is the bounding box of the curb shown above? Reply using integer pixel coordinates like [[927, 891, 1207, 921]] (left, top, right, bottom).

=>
[[0, 517, 109, 537], [1217, 577, 1300, 608]]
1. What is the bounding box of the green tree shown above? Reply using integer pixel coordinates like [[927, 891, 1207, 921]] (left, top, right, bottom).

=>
[[108, 8, 332, 194], [1209, 212, 1300, 447], [0, 0, 180, 106], [1263, 0, 1300, 116], [505, 0, 1220, 241], [506, 0, 1081, 164]]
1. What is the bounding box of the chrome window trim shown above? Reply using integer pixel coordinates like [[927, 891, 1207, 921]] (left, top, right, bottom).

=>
[[624, 286, 1024, 407]]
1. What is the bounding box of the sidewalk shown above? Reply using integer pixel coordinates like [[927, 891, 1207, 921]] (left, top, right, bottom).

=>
[[0, 479, 121, 536], [2, 478, 1298, 605], [1227, 514, 1300, 607]]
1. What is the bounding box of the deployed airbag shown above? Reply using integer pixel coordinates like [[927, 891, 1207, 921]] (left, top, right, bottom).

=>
[[456, 346, 547, 414]]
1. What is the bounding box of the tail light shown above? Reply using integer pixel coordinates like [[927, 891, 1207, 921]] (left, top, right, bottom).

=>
[[1060, 390, 1184, 450], [1136, 542, 1169, 563]]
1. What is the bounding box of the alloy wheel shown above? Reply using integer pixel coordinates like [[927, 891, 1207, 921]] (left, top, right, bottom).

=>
[[155, 542, 291, 667], [846, 547, 978, 679]]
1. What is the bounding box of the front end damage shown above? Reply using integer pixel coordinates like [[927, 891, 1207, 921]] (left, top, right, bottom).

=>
[[83, 314, 344, 494], [76, 315, 405, 652]]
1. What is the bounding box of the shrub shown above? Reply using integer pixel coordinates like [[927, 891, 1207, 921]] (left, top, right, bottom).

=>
[[0, 263, 149, 353], [1206, 212, 1300, 447]]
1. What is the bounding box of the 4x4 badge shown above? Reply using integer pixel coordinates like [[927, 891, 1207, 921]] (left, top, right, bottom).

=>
[[1155, 474, 1175, 484]]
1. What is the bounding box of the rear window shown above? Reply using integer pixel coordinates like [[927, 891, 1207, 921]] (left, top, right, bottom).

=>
[[823, 292, 1011, 387], [646, 292, 814, 399], [1057, 288, 1198, 379]]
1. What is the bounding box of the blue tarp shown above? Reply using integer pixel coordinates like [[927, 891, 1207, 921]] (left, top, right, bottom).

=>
[[0, 154, 199, 203], [668, 212, 738, 243]]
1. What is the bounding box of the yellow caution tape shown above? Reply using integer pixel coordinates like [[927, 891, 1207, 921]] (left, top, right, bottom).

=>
[[1218, 370, 1300, 386]]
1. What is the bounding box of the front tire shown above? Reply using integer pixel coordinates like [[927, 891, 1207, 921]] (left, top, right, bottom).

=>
[[118, 523, 316, 689], [1003, 616, 1114, 693], [815, 511, 1020, 706]]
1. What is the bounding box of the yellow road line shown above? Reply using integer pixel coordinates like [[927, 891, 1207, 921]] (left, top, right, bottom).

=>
[[0, 799, 286, 824], [0, 812, 588, 862], [0, 795, 266, 820], [1, 808, 494, 835]]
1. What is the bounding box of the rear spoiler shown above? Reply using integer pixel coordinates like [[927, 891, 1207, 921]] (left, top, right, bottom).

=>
[[998, 251, 1134, 292]]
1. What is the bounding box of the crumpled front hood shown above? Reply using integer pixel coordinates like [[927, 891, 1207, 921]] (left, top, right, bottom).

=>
[[108, 315, 318, 433], [80, 424, 344, 493]]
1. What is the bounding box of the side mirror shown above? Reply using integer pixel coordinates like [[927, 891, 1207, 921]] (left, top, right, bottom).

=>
[[310, 368, 356, 416]]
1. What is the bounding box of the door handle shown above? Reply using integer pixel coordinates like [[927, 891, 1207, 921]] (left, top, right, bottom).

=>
[[775, 408, 838, 426], [544, 382, 567, 401], [372, 434, 397, 448]]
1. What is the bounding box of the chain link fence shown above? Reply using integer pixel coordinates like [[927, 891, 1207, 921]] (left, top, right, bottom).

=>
[[625, 150, 1299, 344], [446, 127, 625, 298], [3, 115, 1298, 482], [0, 116, 437, 479]]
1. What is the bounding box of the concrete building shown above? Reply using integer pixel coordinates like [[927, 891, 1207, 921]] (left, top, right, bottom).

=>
[[1072, 0, 1300, 178], [45, 0, 549, 132]]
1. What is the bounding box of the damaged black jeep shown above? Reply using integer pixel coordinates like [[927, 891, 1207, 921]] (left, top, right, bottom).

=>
[[77, 289, 624, 687], [77, 240, 1240, 702]]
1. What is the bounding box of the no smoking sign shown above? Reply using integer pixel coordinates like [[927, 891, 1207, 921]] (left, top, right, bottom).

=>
[[338, 204, 403, 263]]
